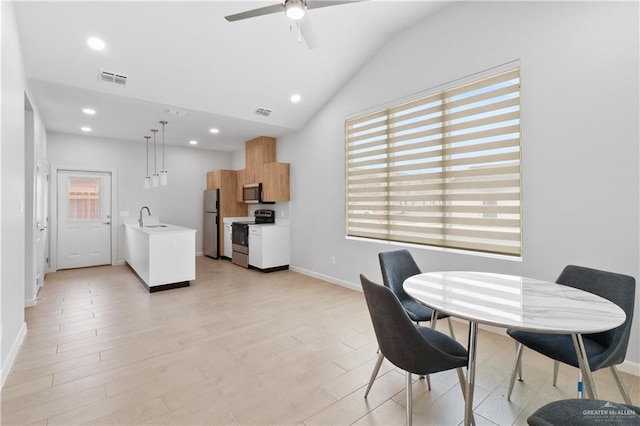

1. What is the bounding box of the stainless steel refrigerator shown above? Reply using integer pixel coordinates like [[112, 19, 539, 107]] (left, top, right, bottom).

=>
[[203, 189, 219, 258]]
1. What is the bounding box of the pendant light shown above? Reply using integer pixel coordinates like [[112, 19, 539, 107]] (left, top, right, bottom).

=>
[[159, 120, 168, 186], [144, 135, 151, 189], [151, 129, 159, 187]]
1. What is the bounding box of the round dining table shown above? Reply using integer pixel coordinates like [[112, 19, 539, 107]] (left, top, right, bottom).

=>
[[403, 271, 626, 426]]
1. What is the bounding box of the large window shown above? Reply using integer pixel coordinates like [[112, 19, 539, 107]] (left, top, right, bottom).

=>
[[345, 67, 521, 256]]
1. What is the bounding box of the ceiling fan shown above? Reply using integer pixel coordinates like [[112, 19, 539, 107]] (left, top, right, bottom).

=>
[[225, 0, 363, 49]]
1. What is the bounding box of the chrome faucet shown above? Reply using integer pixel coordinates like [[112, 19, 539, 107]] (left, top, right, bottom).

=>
[[139, 206, 151, 227]]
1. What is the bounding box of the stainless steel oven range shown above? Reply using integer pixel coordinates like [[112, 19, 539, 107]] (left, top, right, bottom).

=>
[[231, 209, 275, 268]]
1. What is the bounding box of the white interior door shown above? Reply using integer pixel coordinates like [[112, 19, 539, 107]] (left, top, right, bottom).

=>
[[57, 170, 112, 269], [36, 161, 49, 289]]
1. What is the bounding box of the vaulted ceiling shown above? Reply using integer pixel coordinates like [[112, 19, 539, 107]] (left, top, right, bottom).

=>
[[14, 1, 446, 151]]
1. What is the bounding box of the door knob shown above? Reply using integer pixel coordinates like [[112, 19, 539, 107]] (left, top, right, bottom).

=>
[[103, 222, 111, 225]]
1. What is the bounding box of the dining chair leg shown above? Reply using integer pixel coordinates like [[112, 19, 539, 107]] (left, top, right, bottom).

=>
[[571, 334, 598, 399], [552, 360, 559, 386], [507, 342, 524, 401], [406, 371, 413, 426], [364, 351, 385, 398], [610, 366, 632, 404], [455, 368, 476, 426], [456, 368, 466, 396], [415, 321, 429, 385], [517, 350, 523, 381], [446, 317, 456, 339], [430, 310, 438, 329]]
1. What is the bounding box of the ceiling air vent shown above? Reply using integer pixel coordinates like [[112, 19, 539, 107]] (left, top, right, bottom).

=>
[[99, 69, 127, 85], [165, 108, 188, 117], [255, 108, 272, 117]]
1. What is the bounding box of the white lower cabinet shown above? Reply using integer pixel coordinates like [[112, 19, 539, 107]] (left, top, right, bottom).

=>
[[248, 224, 290, 270], [248, 229, 262, 267]]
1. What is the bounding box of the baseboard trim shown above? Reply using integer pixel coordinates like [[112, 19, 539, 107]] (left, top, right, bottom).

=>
[[125, 262, 190, 293], [24, 299, 36, 308], [1, 322, 27, 388], [289, 266, 361, 292], [618, 360, 640, 377]]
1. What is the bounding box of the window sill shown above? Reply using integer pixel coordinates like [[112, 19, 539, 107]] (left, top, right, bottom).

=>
[[345, 235, 523, 262]]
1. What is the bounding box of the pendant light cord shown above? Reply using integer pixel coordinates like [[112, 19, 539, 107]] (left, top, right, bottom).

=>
[[151, 129, 158, 174], [160, 121, 167, 169], [144, 136, 151, 176]]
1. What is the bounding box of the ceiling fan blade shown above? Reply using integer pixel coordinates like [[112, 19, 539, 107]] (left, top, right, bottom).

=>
[[300, 18, 318, 50], [225, 3, 284, 22], [306, 0, 365, 11]]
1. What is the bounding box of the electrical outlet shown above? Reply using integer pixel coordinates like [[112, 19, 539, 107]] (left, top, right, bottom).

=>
[[331, 256, 336, 265]]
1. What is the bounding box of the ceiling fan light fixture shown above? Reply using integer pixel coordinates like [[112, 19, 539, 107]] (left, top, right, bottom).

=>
[[285, 0, 306, 21]]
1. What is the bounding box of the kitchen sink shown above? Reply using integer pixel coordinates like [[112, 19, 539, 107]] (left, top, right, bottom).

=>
[[145, 225, 168, 228]]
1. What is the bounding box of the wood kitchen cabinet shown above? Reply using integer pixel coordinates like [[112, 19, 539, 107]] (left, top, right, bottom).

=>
[[262, 162, 290, 202], [242, 136, 290, 202], [206, 170, 247, 256], [236, 169, 246, 202], [245, 136, 276, 184]]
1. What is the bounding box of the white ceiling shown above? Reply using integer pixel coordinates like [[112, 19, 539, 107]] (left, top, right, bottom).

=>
[[14, 1, 446, 151]]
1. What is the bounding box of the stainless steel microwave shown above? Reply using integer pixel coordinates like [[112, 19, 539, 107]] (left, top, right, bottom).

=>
[[242, 183, 262, 204]]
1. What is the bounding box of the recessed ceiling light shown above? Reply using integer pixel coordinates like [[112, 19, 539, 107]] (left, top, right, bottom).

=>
[[290, 94, 302, 103], [189, 140, 198, 145], [82, 108, 96, 115], [209, 128, 220, 134], [81, 127, 92, 132], [87, 37, 105, 51]]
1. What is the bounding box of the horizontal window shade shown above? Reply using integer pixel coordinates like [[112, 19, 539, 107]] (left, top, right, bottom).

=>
[[346, 67, 522, 256]]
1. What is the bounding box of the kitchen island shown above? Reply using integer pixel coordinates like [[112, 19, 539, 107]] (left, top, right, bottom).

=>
[[124, 221, 196, 292]]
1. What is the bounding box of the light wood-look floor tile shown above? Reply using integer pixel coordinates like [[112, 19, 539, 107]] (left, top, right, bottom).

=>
[[2, 257, 637, 426]]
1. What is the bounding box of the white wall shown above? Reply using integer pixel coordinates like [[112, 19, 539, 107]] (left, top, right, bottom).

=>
[[278, 1, 640, 365], [1, 0, 28, 386], [47, 133, 232, 263]]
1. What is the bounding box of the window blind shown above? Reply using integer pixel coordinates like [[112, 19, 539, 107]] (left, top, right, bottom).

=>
[[346, 67, 521, 256]]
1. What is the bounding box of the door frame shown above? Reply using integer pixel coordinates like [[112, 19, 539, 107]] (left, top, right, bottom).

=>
[[50, 165, 118, 271]]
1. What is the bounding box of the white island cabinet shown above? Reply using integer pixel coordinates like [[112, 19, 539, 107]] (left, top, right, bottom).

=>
[[124, 221, 196, 292]]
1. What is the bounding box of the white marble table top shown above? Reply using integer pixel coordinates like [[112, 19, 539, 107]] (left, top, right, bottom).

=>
[[404, 271, 626, 334]]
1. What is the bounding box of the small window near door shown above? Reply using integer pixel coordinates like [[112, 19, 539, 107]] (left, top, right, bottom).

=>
[[67, 178, 100, 220]]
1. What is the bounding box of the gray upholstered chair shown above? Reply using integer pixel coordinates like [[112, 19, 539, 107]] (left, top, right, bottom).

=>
[[527, 399, 640, 425], [365, 249, 456, 397], [360, 274, 469, 426], [506, 265, 636, 404]]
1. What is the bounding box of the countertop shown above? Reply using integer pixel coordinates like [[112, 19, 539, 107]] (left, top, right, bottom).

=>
[[223, 216, 290, 226], [123, 217, 196, 235], [223, 216, 254, 224], [125, 223, 196, 235]]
